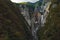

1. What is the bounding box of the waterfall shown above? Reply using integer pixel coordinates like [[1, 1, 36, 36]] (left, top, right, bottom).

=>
[[19, 1, 51, 40]]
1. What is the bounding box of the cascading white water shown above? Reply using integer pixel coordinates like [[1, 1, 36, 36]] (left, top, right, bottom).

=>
[[19, 0, 51, 40]]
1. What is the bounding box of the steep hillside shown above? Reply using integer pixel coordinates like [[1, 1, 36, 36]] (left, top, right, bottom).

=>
[[38, 0, 60, 40], [0, 0, 32, 40], [18, 1, 42, 8]]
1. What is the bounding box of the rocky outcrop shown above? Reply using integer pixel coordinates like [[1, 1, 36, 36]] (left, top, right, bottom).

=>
[[38, 0, 60, 40]]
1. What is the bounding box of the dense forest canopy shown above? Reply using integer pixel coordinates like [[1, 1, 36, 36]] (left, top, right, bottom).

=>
[[0, 0, 32, 40]]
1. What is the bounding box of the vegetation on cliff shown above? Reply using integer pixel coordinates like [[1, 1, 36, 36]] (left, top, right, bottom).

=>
[[0, 0, 32, 40], [38, 0, 60, 40]]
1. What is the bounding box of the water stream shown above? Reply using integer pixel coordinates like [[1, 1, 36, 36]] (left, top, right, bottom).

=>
[[19, 1, 51, 40]]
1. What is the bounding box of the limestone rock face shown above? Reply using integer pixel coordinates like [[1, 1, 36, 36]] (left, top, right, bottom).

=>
[[38, 1, 60, 40]]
